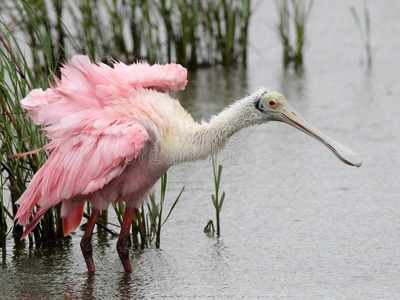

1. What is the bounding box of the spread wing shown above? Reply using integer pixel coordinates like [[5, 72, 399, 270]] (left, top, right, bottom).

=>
[[21, 55, 187, 126], [14, 55, 180, 231], [14, 118, 149, 226]]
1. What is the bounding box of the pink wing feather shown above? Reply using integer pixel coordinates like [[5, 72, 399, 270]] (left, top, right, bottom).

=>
[[15, 119, 149, 227], [14, 56, 184, 237], [21, 55, 187, 127], [62, 203, 85, 237]]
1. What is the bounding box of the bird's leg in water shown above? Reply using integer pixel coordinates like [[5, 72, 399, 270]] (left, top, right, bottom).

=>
[[117, 207, 135, 273], [80, 208, 99, 274]]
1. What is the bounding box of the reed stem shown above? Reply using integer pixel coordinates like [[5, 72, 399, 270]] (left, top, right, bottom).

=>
[[210, 156, 226, 236], [350, 0, 373, 67], [275, 0, 313, 70]]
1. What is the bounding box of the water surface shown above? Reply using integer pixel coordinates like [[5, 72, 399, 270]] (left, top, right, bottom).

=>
[[2, 1, 400, 299]]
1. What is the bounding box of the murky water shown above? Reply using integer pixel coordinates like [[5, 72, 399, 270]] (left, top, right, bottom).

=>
[[2, 0, 400, 299]]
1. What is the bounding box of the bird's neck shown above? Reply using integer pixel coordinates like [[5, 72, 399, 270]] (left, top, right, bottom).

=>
[[169, 98, 263, 164]]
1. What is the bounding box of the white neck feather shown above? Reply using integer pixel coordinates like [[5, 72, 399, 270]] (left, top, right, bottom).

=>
[[169, 92, 267, 164]]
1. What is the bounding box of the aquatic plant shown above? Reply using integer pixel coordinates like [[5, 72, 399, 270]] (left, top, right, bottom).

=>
[[0, 4, 68, 246], [2, 0, 253, 68], [144, 174, 184, 248], [350, 1, 372, 67], [198, 0, 252, 66], [205, 156, 226, 236], [0, 176, 7, 244], [275, 0, 314, 70], [113, 174, 184, 249]]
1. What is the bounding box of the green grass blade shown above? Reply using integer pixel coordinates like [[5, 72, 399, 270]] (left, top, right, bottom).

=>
[[162, 186, 185, 226]]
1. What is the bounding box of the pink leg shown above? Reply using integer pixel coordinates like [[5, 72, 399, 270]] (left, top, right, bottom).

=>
[[117, 207, 135, 273], [80, 209, 99, 274]]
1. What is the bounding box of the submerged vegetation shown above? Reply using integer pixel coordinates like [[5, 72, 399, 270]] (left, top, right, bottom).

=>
[[350, 0, 372, 67], [275, 0, 313, 70]]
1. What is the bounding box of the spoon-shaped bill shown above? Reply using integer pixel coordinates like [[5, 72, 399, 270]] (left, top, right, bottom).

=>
[[279, 107, 362, 167]]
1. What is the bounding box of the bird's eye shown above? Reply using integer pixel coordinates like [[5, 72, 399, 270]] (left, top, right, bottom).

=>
[[268, 100, 277, 107]]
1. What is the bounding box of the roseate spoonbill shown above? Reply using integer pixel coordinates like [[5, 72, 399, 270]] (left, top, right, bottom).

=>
[[14, 56, 361, 274]]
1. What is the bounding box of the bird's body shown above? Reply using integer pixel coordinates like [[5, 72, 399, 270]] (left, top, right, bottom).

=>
[[15, 56, 362, 273], [15, 57, 186, 235]]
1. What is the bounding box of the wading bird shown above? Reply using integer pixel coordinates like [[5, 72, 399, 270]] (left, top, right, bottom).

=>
[[15, 56, 361, 274]]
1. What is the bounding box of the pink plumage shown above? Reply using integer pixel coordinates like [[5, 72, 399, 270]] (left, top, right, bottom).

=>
[[15, 56, 188, 239], [14, 55, 362, 274]]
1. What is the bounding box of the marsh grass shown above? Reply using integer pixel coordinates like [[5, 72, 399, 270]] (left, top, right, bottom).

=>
[[275, 0, 313, 70], [350, 1, 372, 67], [2, 0, 253, 68], [146, 174, 184, 248], [0, 4, 67, 246], [0, 176, 7, 243], [204, 156, 225, 236], [112, 174, 184, 249]]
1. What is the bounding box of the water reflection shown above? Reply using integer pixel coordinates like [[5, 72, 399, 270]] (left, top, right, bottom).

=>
[[177, 66, 248, 119], [12, 239, 27, 261], [118, 273, 133, 299], [1, 238, 6, 264], [210, 237, 227, 257], [81, 274, 95, 299], [278, 69, 308, 101], [95, 228, 113, 254]]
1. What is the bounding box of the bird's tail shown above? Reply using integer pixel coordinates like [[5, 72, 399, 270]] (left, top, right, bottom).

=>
[[16, 198, 85, 240], [62, 203, 85, 237]]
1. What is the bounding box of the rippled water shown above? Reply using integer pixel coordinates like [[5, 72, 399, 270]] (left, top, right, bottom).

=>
[[2, 0, 400, 299]]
